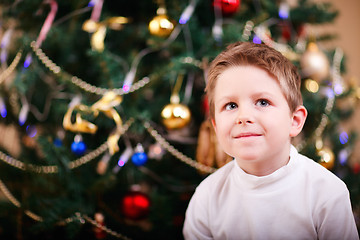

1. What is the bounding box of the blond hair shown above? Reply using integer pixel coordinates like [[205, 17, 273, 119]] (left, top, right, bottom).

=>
[[206, 42, 302, 119]]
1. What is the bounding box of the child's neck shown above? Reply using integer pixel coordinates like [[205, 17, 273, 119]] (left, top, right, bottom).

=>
[[236, 154, 291, 177]]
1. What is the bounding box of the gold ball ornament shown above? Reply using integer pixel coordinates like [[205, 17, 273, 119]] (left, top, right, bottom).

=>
[[149, 14, 175, 37], [318, 147, 335, 170], [300, 42, 330, 82], [161, 103, 191, 129], [304, 79, 319, 93]]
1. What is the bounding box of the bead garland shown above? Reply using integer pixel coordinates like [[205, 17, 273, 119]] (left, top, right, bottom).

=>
[[0, 119, 134, 173], [143, 121, 217, 173], [0, 178, 131, 239], [80, 213, 132, 240], [30, 41, 150, 96], [0, 50, 23, 84]]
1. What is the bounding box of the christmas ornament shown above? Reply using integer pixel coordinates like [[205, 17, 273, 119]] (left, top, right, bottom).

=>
[[96, 152, 111, 175], [317, 146, 335, 170], [26, 125, 37, 138], [121, 190, 150, 220], [196, 119, 232, 173], [202, 96, 210, 116], [83, 0, 128, 53], [53, 129, 65, 147], [161, 74, 191, 129], [63, 92, 123, 155], [91, 91, 123, 155], [161, 103, 191, 129], [53, 138, 62, 147], [82, 16, 128, 52], [71, 134, 87, 156], [353, 163, 360, 175], [35, 0, 58, 48], [300, 42, 330, 82], [94, 212, 106, 239], [63, 103, 98, 134], [280, 23, 292, 41], [212, 0, 241, 16], [22, 0, 58, 68], [149, 7, 175, 37], [148, 142, 165, 160], [304, 79, 319, 93], [131, 144, 148, 166]]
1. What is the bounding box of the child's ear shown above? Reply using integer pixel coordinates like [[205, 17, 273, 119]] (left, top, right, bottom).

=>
[[290, 105, 307, 137], [211, 118, 217, 132]]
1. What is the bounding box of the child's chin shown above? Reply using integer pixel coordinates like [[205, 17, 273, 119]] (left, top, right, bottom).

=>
[[235, 154, 261, 162]]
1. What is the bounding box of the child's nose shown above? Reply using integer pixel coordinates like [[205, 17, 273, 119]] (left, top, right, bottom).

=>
[[235, 107, 254, 124]]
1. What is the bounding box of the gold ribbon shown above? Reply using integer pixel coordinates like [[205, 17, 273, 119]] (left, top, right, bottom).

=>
[[82, 17, 129, 52], [63, 91, 123, 155]]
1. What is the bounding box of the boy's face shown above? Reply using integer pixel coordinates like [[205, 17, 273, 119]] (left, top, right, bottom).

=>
[[212, 66, 305, 174]]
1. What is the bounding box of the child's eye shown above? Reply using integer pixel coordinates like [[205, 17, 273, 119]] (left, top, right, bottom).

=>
[[256, 99, 270, 107], [225, 102, 237, 111]]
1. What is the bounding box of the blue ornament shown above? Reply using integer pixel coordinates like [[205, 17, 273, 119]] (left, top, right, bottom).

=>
[[71, 136, 87, 156], [53, 138, 63, 147], [26, 125, 37, 138], [131, 152, 148, 166]]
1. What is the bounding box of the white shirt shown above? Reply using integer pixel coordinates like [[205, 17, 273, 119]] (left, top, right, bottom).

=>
[[183, 146, 359, 240]]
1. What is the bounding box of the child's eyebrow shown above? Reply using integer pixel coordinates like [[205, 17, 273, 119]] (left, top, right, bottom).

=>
[[251, 91, 275, 98]]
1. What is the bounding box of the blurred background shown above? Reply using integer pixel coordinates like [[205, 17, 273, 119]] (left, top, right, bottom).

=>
[[321, 0, 360, 159], [0, 0, 359, 239]]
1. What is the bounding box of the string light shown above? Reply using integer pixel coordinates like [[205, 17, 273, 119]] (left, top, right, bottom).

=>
[[0, 96, 7, 118], [252, 35, 261, 44], [338, 148, 349, 165], [339, 131, 349, 145], [117, 147, 133, 167], [179, 0, 197, 24], [279, 2, 290, 19]]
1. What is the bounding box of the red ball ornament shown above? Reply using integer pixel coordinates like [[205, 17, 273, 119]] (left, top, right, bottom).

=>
[[121, 191, 150, 220], [353, 162, 360, 175], [202, 96, 209, 116], [213, 0, 241, 16]]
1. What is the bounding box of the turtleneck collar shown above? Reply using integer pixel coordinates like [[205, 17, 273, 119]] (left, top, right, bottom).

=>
[[232, 145, 300, 192]]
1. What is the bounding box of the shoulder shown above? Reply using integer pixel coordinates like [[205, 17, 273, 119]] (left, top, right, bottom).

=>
[[183, 161, 236, 238], [196, 160, 235, 193], [188, 160, 236, 204], [296, 151, 348, 193]]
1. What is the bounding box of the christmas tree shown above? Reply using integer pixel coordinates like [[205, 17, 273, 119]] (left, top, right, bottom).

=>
[[0, 0, 359, 239]]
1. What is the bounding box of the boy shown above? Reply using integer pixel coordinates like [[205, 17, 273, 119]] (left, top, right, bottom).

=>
[[183, 42, 359, 239]]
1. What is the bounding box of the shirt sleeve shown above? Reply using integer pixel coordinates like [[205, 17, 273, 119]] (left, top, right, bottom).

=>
[[183, 186, 213, 240], [316, 185, 359, 240]]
